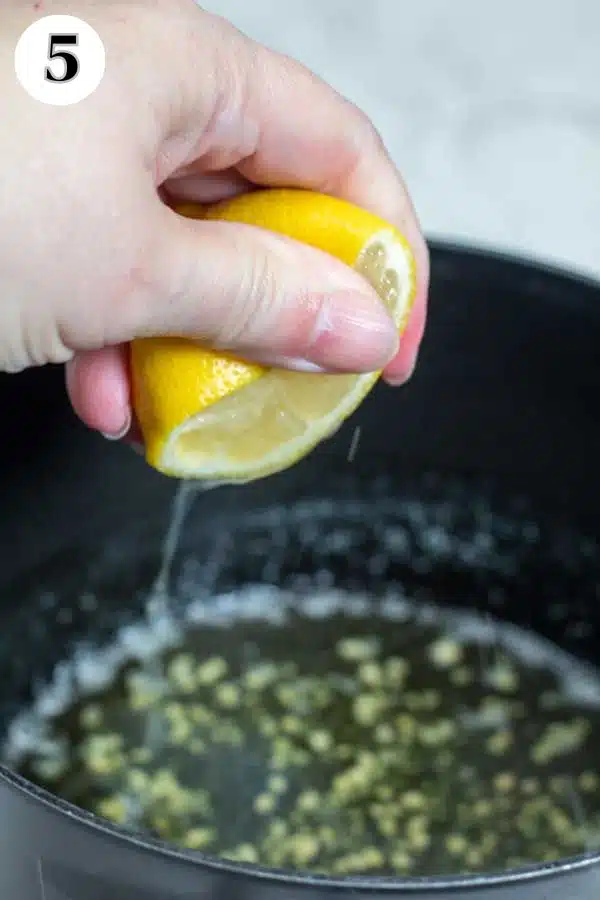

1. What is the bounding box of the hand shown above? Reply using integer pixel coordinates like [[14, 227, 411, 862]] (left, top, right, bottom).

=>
[[1, 0, 429, 440]]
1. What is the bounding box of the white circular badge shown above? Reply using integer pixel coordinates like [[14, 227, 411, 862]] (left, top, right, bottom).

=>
[[14, 15, 105, 106]]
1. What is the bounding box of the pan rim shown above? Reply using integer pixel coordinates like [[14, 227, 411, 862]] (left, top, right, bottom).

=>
[[428, 237, 600, 294]]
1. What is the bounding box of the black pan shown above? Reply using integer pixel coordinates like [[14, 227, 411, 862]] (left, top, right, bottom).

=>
[[1, 243, 600, 899]]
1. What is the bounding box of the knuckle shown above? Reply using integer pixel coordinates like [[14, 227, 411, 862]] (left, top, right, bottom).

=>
[[215, 248, 280, 348], [103, 230, 165, 341], [1, 309, 73, 373], [347, 99, 385, 150], [321, 100, 388, 197]]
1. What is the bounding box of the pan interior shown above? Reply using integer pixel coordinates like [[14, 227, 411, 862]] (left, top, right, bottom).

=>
[[2, 472, 600, 879]]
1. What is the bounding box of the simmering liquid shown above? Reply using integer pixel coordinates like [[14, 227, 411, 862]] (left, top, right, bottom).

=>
[[7, 593, 600, 876], [4, 482, 600, 877]]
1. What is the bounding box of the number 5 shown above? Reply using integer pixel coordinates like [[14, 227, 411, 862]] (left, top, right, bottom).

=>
[[45, 33, 80, 83]]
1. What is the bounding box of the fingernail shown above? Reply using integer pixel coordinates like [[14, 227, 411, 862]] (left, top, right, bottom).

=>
[[308, 291, 399, 372], [384, 350, 419, 387], [263, 357, 329, 374], [231, 347, 331, 374], [101, 412, 131, 442]]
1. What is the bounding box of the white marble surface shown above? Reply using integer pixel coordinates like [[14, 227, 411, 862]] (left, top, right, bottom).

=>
[[202, 0, 600, 280]]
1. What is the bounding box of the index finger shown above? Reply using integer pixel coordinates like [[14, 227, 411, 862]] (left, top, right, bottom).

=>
[[169, 6, 429, 362], [208, 19, 420, 233], [229, 31, 430, 377]]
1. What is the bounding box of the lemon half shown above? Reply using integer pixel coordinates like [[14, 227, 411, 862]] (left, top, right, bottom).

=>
[[131, 189, 417, 482]]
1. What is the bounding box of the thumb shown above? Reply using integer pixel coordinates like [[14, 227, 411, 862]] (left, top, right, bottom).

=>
[[137, 206, 399, 374]]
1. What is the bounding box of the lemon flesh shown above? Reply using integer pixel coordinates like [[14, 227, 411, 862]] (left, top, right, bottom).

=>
[[131, 190, 417, 482]]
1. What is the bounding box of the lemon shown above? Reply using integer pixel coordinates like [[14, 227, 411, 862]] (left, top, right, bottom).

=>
[[131, 189, 417, 482]]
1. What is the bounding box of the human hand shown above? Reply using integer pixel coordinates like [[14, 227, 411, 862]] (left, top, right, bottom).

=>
[[1, 0, 429, 441]]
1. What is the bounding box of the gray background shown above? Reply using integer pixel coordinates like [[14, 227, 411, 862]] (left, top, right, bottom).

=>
[[202, 0, 600, 280]]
